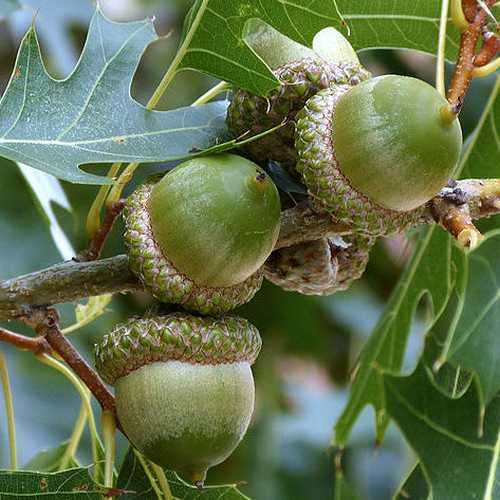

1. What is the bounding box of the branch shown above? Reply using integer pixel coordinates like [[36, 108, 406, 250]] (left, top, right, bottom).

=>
[[447, 0, 498, 113], [275, 201, 350, 249], [0, 255, 140, 320], [0, 178, 498, 321], [27, 308, 116, 415], [76, 200, 125, 262], [0, 327, 50, 354]]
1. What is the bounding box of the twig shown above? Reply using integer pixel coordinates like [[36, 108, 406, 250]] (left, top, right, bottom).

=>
[[447, 0, 498, 113], [431, 196, 482, 248], [0, 255, 140, 320], [474, 30, 500, 66], [0, 178, 499, 320], [275, 201, 351, 249], [0, 326, 50, 353], [28, 308, 116, 414], [429, 179, 500, 249], [77, 200, 125, 262]]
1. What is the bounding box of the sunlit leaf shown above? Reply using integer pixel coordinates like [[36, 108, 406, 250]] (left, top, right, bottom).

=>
[[178, 0, 460, 94], [0, 7, 231, 184], [18, 163, 75, 260], [62, 294, 113, 335], [24, 441, 79, 472]]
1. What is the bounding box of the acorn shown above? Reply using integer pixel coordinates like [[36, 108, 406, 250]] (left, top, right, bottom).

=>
[[295, 76, 463, 235], [264, 234, 375, 295], [95, 313, 261, 487], [226, 24, 371, 172], [124, 154, 281, 315]]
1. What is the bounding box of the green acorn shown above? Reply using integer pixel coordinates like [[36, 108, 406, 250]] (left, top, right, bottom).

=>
[[95, 313, 261, 487], [295, 76, 463, 235], [264, 234, 375, 295], [226, 25, 371, 171], [124, 154, 281, 315]]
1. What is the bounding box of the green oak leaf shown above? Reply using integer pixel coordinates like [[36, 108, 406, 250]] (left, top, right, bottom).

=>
[[0, 466, 106, 498], [0, 7, 231, 184], [178, 0, 460, 94], [434, 231, 500, 416], [0, 0, 20, 20], [394, 465, 430, 500], [23, 441, 79, 472], [335, 76, 500, 445], [384, 363, 500, 500], [116, 448, 249, 499], [334, 469, 360, 500], [18, 163, 75, 259], [426, 77, 500, 421], [334, 228, 465, 444]]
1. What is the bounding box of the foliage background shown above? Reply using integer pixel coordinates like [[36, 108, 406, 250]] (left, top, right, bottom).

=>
[[0, 1, 497, 499]]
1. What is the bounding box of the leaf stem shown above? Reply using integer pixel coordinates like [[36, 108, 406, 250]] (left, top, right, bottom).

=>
[[59, 400, 87, 470], [106, 162, 139, 205], [36, 353, 101, 478], [147, 0, 210, 110], [102, 410, 116, 498], [437, 0, 451, 96], [451, 0, 470, 31], [86, 164, 122, 237], [77, 200, 125, 262], [101, 0, 211, 206], [0, 354, 17, 469], [134, 450, 164, 500], [151, 462, 173, 500], [191, 81, 230, 106]]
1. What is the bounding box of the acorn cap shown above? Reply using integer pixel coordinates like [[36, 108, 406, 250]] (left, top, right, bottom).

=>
[[95, 313, 262, 385], [124, 182, 263, 315], [264, 238, 339, 295], [332, 76, 462, 211], [226, 58, 371, 171], [295, 87, 426, 236], [264, 234, 376, 295]]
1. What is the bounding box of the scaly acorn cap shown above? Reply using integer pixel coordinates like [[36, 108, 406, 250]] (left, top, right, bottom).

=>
[[264, 234, 375, 295], [124, 181, 263, 316], [95, 313, 261, 486], [227, 59, 371, 172], [264, 238, 338, 295], [95, 313, 261, 385], [295, 86, 427, 236]]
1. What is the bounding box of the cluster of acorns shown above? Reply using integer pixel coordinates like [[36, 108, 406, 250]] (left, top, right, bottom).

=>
[[94, 25, 462, 486]]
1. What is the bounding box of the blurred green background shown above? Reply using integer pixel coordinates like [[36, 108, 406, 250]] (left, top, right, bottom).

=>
[[0, 1, 496, 498]]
